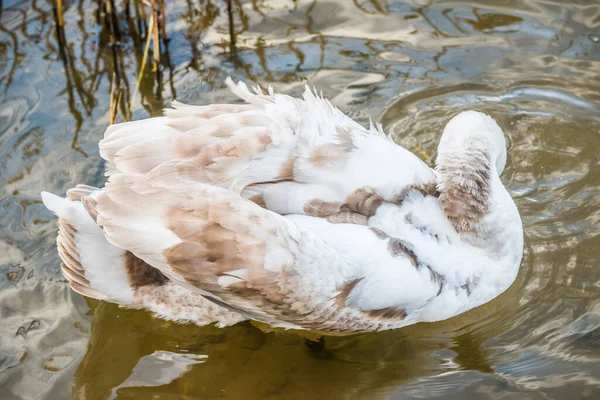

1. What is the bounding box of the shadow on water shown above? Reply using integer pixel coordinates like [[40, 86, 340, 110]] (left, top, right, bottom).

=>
[[1, 0, 600, 398]]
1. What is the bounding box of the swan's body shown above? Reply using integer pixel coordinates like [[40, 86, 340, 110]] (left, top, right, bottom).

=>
[[41, 79, 523, 332]]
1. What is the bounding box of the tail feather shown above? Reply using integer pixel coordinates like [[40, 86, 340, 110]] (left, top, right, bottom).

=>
[[41, 190, 134, 304], [41, 189, 246, 327], [60, 263, 106, 300], [53, 201, 98, 298]]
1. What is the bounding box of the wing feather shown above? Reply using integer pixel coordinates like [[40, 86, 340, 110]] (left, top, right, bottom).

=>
[[92, 173, 411, 332], [98, 78, 436, 219]]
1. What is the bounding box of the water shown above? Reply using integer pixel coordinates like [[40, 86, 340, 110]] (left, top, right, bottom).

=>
[[1, 0, 599, 398]]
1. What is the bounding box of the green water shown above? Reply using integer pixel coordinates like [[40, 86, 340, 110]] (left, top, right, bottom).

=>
[[1, 0, 599, 398]]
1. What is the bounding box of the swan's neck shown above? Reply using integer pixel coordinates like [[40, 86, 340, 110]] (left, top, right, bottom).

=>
[[435, 142, 493, 235], [435, 145, 522, 264]]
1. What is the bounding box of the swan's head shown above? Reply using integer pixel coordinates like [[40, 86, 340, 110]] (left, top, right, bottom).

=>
[[436, 111, 507, 175]]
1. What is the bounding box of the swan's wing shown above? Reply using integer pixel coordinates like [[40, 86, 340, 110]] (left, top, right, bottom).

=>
[[88, 173, 422, 332], [99, 79, 436, 218]]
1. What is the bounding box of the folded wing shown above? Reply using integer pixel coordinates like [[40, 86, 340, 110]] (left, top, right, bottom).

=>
[[99, 79, 436, 218], [89, 173, 418, 332]]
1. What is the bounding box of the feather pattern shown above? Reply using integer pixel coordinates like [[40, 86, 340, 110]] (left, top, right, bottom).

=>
[[92, 174, 428, 332], [41, 80, 523, 332]]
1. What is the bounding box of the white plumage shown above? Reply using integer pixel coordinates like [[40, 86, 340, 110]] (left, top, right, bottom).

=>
[[41, 79, 523, 332]]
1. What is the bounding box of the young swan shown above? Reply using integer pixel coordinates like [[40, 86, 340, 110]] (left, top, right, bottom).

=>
[[41, 79, 522, 332]]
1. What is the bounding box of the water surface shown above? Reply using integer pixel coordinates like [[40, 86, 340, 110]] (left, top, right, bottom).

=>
[[1, 0, 599, 399]]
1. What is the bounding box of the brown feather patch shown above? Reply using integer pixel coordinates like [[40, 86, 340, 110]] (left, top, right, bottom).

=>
[[387, 239, 418, 267], [164, 204, 277, 296], [158, 195, 320, 325], [363, 307, 407, 320], [303, 199, 343, 218], [334, 278, 362, 307], [277, 156, 297, 180], [308, 145, 344, 168], [308, 126, 355, 168], [344, 187, 384, 217], [123, 251, 168, 288], [437, 148, 492, 233], [249, 194, 267, 208], [163, 239, 287, 321]]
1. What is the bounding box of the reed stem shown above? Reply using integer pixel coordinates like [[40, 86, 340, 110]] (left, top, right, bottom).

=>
[[55, 0, 64, 27], [109, 73, 124, 124], [152, 3, 160, 70], [130, 12, 155, 113]]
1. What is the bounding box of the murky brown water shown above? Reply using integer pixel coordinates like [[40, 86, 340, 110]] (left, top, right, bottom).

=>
[[1, 0, 599, 398]]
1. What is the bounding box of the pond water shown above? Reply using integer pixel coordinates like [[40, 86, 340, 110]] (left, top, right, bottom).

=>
[[1, 0, 599, 399]]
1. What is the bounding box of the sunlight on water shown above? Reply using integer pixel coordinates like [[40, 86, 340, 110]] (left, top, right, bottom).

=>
[[1, 0, 599, 398]]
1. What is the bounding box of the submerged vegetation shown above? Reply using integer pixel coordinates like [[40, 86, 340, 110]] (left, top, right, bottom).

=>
[[52, 0, 176, 124], [22, 0, 311, 141], [28, 0, 250, 142]]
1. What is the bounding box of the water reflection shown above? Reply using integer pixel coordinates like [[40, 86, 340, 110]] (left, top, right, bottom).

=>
[[1, 0, 599, 398], [71, 286, 520, 399]]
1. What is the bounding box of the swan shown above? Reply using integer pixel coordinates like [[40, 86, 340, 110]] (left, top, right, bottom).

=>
[[41, 79, 523, 332]]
